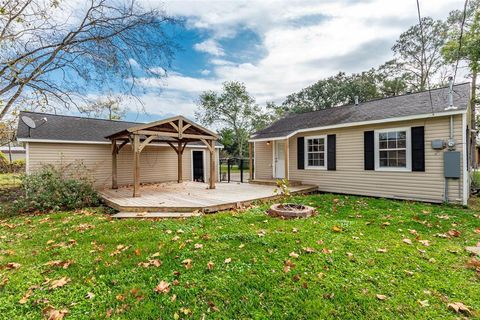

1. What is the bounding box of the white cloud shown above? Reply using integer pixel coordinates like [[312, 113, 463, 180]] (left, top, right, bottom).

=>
[[193, 39, 225, 56], [137, 0, 466, 119]]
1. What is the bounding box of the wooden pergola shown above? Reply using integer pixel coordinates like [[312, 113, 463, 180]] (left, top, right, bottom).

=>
[[105, 116, 219, 197]]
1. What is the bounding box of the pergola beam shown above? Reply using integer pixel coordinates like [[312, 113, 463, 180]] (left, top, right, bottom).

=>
[[136, 130, 215, 140]]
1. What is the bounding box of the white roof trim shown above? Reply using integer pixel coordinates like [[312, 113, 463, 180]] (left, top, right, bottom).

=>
[[249, 110, 466, 142], [17, 138, 223, 148]]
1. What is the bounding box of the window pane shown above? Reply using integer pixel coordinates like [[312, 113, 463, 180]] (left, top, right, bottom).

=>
[[379, 133, 387, 141], [397, 139, 406, 148], [379, 141, 387, 149], [388, 140, 396, 148], [398, 131, 406, 139], [388, 132, 396, 140]]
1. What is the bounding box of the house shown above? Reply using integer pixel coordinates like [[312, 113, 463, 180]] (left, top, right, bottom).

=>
[[249, 82, 473, 205], [0, 146, 26, 162], [16, 112, 222, 196]]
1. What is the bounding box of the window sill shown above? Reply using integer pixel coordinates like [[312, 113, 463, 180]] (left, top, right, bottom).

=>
[[374, 167, 412, 172], [305, 166, 327, 170]]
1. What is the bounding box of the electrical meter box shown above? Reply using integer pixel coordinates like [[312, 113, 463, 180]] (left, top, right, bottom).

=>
[[444, 151, 460, 178], [431, 139, 445, 150]]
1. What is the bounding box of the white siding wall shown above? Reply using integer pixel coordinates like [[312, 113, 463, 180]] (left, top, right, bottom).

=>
[[255, 115, 465, 203], [27, 143, 220, 188]]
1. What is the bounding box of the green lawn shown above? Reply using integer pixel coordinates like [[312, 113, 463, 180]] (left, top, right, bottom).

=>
[[0, 194, 479, 319]]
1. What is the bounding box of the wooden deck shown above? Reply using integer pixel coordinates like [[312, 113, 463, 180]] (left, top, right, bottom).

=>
[[99, 181, 317, 217]]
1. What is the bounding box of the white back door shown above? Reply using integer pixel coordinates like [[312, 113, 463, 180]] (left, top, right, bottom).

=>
[[275, 141, 285, 178]]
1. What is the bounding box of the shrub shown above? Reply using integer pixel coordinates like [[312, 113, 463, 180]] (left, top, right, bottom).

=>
[[13, 163, 99, 213], [0, 152, 25, 173]]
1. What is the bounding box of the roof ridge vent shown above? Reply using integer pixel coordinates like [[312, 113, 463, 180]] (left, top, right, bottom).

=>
[[445, 76, 457, 110]]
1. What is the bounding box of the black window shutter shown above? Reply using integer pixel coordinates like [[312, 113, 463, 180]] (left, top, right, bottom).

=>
[[327, 134, 336, 170], [411, 126, 425, 171], [364, 131, 374, 170], [297, 137, 305, 170]]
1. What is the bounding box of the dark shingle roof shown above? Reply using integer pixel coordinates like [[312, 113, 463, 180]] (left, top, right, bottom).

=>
[[252, 83, 470, 140], [16, 112, 222, 147]]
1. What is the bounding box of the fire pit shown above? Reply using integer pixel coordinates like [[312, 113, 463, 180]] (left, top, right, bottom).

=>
[[267, 203, 316, 218]]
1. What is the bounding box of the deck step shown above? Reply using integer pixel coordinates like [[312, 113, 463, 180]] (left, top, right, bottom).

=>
[[249, 179, 303, 186], [113, 211, 201, 218]]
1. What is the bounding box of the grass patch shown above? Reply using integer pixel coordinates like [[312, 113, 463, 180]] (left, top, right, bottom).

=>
[[0, 194, 479, 319]]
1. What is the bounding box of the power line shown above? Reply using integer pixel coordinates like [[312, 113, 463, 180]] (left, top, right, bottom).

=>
[[453, 0, 469, 84], [416, 0, 435, 114]]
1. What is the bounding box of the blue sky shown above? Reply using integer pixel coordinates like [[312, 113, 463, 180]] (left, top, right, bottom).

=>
[[98, 0, 466, 122]]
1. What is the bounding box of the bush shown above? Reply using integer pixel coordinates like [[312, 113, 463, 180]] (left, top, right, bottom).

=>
[[0, 152, 26, 173], [13, 163, 99, 213]]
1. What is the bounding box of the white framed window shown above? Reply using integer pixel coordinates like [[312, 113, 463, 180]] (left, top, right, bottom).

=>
[[374, 127, 411, 171], [305, 135, 327, 169]]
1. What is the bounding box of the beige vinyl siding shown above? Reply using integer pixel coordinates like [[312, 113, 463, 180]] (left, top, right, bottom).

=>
[[254, 141, 273, 180], [27, 143, 219, 188], [255, 115, 465, 203]]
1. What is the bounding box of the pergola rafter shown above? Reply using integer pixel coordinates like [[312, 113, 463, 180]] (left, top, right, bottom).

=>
[[106, 115, 219, 197]]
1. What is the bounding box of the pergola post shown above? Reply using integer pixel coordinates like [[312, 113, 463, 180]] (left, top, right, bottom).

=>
[[112, 140, 118, 189], [248, 142, 253, 181], [209, 140, 216, 189], [284, 138, 289, 180], [133, 134, 140, 197], [177, 140, 183, 183]]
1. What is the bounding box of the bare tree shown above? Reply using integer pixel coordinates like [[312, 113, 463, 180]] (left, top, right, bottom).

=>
[[0, 0, 179, 119], [78, 95, 127, 120], [392, 17, 448, 91]]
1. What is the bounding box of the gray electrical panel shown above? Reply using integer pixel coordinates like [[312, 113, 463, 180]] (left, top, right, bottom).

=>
[[431, 139, 445, 150], [444, 151, 460, 178]]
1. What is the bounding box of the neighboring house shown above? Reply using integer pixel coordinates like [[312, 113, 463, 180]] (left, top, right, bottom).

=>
[[0, 146, 26, 162], [16, 112, 222, 189], [250, 83, 473, 205]]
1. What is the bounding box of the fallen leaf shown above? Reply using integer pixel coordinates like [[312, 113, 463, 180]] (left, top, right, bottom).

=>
[[43, 306, 68, 320], [377, 248, 388, 253], [49, 277, 70, 290], [303, 247, 316, 253], [418, 300, 429, 307], [134, 249, 141, 256], [85, 292, 95, 299], [207, 261, 214, 270], [182, 259, 192, 269], [6, 262, 21, 269], [447, 302, 471, 315], [447, 230, 461, 237], [19, 289, 33, 304], [289, 251, 299, 258], [418, 240, 430, 246], [376, 294, 387, 301], [44, 260, 73, 269], [402, 238, 412, 245], [322, 248, 332, 254], [194, 243, 203, 249], [332, 226, 342, 232], [224, 258, 232, 264], [154, 281, 170, 294], [238, 244, 245, 249]]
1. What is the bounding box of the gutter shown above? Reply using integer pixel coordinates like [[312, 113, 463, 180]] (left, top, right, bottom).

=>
[[17, 138, 224, 149]]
